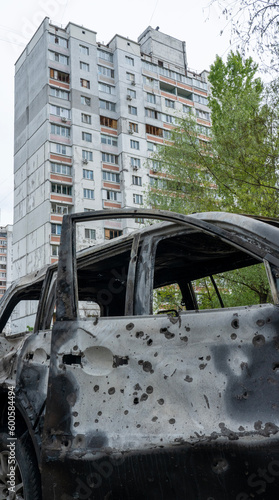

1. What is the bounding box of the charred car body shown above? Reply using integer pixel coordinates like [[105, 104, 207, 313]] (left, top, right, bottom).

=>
[[1, 209, 279, 499]]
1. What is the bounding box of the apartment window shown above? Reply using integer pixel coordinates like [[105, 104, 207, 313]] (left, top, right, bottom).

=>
[[126, 72, 135, 83], [0, 272, 6, 278], [163, 129, 172, 139], [192, 78, 208, 91], [196, 109, 210, 121], [102, 153, 118, 164], [50, 105, 71, 119], [81, 96, 91, 106], [0, 240, 6, 246], [85, 228, 96, 239], [142, 61, 157, 72], [129, 122, 138, 133], [50, 69, 69, 83], [131, 157, 141, 169], [80, 44, 89, 55], [101, 134, 118, 147], [147, 93, 156, 104], [145, 108, 160, 119], [97, 49, 113, 62], [81, 113, 92, 124], [128, 105, 137, 116], [152, 160, 161, 171], [49, 51, 69, 65], [146, 124, 163, 136], [183, 105, 192, 114], [193, 94, 208, 105], [82, 132, 92, 142], [51, 183, 72, 196], [106, 190, 118, 201], [80, 78, 90, 89], [51, 162, 71, 176], [133, 193, 143, 204], [49, 33, 68, 48], [99, 83, 115, 95], [105, 229, 123, 240], [99, 100, 116, 111], [100, 116, 117, 129], [162, 114, 174, 124], [80, 61, 90, 71], [51, 223, 62, 235], [50, 87, 69, 100], [83, 169, 94, 180], [125, 56, 134, 66], [98, 65, 114, 78], [143, 76, 159, 89], [51, 204, 68, 215], [132, 175, 142, 186], [198, 125, 211, 137], [127, 88, 136, 98], [51, 124, 70, 137], [147, 142, 158, 152], [102, 171, 120, 182], [82, 150, 93, 161], [165, 98, 175, 108], [55, 144, 67, 156], [130, 140, 139, 150], [84, 188, 95, 199], [51, 245, 59, 256]]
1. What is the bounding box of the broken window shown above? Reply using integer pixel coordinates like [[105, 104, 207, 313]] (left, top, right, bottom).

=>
[[151, 229, 273, 315]]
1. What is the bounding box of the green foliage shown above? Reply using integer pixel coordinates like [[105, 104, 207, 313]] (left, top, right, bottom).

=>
[[194, 264, 272, 310], [153, 284, 183, 313], [147, 51, 279, 217], [147, 112, 217, 213], [152, 264, 271, 312]]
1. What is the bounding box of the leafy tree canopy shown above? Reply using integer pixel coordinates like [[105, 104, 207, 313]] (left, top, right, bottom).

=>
[[147, 51, 279, 217]]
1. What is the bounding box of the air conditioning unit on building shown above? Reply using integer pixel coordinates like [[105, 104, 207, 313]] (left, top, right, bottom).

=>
[[61, 117, 67, 122], [83, 159, 88, 164], [131, 81, 136, 86], [128, 129, 134, 134], [126, 95, 132, 100], [133, 166, 139, 171]]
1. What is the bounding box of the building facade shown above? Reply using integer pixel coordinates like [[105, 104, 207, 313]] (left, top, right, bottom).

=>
[[0, 225, 13, 299], [13, 18, 211, 279]]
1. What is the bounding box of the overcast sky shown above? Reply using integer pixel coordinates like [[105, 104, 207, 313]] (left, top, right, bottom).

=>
[[0, 0, 231, 226]]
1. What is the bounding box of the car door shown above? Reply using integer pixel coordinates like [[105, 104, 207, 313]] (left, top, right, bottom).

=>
[[41, 209, 279, 500]]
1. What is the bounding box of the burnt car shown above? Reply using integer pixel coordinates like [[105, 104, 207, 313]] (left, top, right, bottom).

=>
[[1, 209, 279, 500]]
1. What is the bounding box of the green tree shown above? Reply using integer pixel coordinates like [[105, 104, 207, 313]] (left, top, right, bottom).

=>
[[147, 51, 279, 217]]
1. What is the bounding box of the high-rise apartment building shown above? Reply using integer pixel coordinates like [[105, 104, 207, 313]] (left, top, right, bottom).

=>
[[13, 18, 210, 279], [0, 225, 13, 298]]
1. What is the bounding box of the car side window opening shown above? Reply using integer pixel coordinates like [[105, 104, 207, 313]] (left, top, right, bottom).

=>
[[75, 224, 273, 319], [151, 229, 273, 315], [76, 246, 132, 317], [59, 214, 279, 321]]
